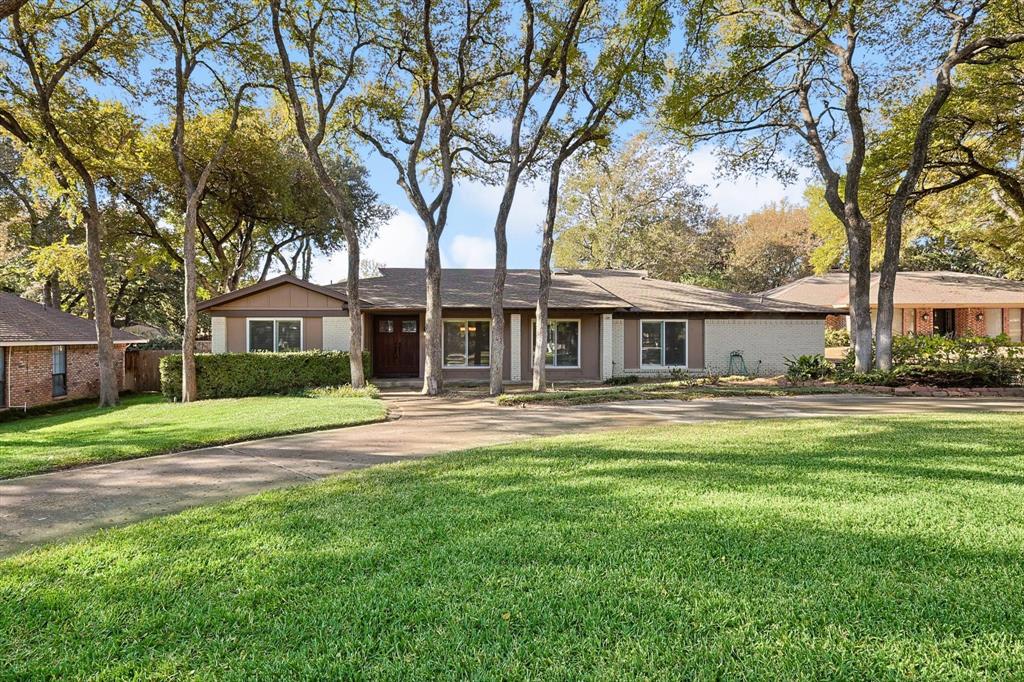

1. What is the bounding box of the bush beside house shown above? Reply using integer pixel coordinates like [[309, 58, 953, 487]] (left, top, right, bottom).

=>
[[786, 334, 1024, 388], [160, 351, 372, 400]]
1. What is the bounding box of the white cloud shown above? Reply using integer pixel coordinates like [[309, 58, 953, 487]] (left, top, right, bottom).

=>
[[311, 210, 430, 283], [685, 146, 810, 217], [448, 234, 495, 268], [462, 179, 548, 235]]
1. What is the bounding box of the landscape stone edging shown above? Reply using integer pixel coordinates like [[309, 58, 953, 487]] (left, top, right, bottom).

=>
[[827, 384, 1024, 398]]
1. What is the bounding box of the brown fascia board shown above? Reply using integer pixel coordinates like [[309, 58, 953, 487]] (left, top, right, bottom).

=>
[[197, 274, 348, 311]]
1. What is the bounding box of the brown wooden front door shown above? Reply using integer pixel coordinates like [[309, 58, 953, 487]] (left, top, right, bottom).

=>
[[373, 315, 420, 377]]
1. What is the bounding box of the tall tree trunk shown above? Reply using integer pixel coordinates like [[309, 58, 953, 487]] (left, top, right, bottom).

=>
[[423, 231, 444, 395], [533, 157, 564, 391], [84, 204, 119, 406], [346, 232, 365, 388], [846, 221, 873, 372], [43, 273, 60, 309], [181, 197, 200, 403], [875, 74, 956, 370], [489, 179, 517, 395]]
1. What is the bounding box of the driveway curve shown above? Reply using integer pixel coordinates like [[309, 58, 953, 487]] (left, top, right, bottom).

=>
[[2, 393, 1023, 556]]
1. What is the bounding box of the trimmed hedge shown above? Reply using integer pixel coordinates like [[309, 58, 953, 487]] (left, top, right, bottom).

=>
[[834, 334, 1024, 388], [160, 351, 372, 400]]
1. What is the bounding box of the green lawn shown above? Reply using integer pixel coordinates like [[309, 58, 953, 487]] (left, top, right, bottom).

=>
[[0, 391, 387, 479], [3, 413, 1024, 678]]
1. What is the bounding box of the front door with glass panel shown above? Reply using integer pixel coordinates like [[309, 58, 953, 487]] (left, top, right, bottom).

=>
[[933, 309, 956, 337], [374, 316, 419, 377]]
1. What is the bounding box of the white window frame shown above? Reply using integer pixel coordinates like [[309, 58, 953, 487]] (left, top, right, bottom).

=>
[[640, 319, 688, 369], [245, 318, 304, 353], [531, 318, 582, 369], [442, 319, 491, 368]]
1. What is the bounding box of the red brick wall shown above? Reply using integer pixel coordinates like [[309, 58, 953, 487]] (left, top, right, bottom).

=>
[[3, 345, 125, 409], [824, 314, 847, 331], [915, 308, 933, 335], [954, 308, 987, 337]]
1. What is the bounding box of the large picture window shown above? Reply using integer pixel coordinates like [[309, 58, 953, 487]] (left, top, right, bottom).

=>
[[532, 319, 580, 368], [641, 320, 687, 367], [443, 320, 490, 367], [52, 345, 67, 397], [247, 319, 302, 353]]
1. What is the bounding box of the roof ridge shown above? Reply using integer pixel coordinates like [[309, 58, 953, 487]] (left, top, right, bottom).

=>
[[571, 272, 635, 308]]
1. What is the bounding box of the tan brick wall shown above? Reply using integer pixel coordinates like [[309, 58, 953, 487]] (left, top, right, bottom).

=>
[[4, 345, 125, 409]]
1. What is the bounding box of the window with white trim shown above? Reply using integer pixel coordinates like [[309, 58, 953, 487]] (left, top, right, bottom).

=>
[[532, 319, 580, 368], [641, 320, 687, 367], [443, 319, 490, 367], [52, 345, 67, 396], [0, 347, 6, 407], [247, 319, 302, 352]]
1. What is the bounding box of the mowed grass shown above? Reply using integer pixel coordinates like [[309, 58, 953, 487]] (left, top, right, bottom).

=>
[[0, 392, 387, 478], [4, 413, 1024, 678]]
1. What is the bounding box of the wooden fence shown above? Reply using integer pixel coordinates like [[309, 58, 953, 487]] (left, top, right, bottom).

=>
[[124, 349, 176, 393]]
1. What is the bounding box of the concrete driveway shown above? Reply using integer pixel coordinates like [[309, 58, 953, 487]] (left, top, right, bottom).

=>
[[2, 393, 1023, 557]]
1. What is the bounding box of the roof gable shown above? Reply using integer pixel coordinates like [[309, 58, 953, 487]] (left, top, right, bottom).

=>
[[197, 274, 348, 311]]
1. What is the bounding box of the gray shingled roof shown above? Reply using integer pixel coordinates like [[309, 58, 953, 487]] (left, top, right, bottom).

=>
[[343, 268, 629, 309], [0, 292, 141, 345], [575, 269, 835, 314], [332, 268, 832, 314], [764, 271, 1024, 308]]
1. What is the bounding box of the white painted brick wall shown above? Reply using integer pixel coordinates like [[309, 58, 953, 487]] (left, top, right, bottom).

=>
[[323, 316, 350, 351], [612, 319, 625, 377], [510, 314, 522, 382], [211, 316, 226, 354], [703, 319, 824, 376], [600, 314, 613, 380]]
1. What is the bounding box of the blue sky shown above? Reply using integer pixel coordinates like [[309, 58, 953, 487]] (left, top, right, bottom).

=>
[[309, 139, 811, 285]]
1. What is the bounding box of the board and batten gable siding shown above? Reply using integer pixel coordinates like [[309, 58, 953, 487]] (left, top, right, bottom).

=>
[[206, 282, 347, 354], [211, 282, 345, 311]]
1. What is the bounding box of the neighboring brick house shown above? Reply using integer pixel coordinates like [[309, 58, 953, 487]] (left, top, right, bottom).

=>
[[198, 270, 834, 380], [764, 271, 1024, 342], [0, 292, 141, 409]]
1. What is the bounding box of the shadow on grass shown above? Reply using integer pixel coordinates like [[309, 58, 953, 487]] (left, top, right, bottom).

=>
[[3, 414, 1024, 678]]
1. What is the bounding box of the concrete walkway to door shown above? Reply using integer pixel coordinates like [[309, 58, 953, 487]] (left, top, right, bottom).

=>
[[2, 393, 1023, 557]]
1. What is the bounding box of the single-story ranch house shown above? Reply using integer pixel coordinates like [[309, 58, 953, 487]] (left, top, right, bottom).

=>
[[764, 270, 1024, 342], [198, 269, 833, 381], [0, 292, 141, 409]]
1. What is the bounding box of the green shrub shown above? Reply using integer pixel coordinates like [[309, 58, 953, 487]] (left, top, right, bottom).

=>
[[825, 327, 851, 347], [135, 336, 181, 350], [784, 354, 835, 381], [834, 334, 1024, 387], [160, 351, 372, 400], [305, 384, 381, 399], [602, 375, 640, 386]]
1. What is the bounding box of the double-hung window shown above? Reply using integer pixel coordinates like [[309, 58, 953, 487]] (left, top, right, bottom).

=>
[[532, 319, 580, 368], [247, 319, 302, 352], [0, 348, 6, 407], [52, 345, 67, 397], [443, 319, 490, 367], [641, 320, 687, 367]]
